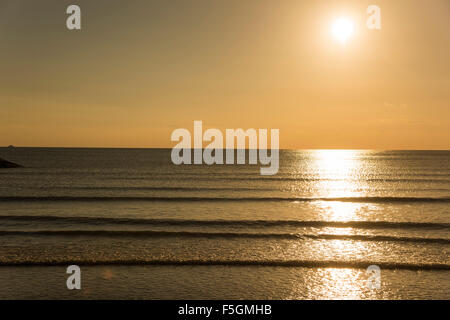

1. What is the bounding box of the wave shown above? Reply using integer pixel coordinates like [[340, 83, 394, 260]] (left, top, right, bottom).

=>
[[1, 229, 449, 244], [101, 176, 450, 183], [1, 259, 448, 270], [0, 215, 448, 230], [10, 186, 450, 193], [0, 196, 449, 203], [20, 186, 277, 192]]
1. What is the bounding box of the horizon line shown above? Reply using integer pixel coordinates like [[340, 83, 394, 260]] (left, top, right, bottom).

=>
[[1, 146, 449, 151]]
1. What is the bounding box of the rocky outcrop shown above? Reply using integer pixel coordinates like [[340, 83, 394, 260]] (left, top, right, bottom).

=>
[[0, 157, 22, 168]]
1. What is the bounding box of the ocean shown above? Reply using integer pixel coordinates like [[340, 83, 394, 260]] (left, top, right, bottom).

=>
[[0, 148, 448, 299]]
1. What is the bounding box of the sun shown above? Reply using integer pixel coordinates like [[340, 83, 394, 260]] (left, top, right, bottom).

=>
[[331, 18, 354, 44]]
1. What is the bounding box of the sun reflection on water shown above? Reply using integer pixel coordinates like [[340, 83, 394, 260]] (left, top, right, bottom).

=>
[[312, 150, 368, 221], [314, 150, 363, 197], [307, 268, 365, 300], [301, 151, 373, 298], [319, 201, 360, 221]]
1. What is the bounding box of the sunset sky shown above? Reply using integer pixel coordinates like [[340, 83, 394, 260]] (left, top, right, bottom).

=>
[[0, 0, 449, 149]]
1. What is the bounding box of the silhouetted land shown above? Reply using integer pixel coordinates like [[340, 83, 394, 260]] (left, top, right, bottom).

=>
[[0, 157, 22, 168]]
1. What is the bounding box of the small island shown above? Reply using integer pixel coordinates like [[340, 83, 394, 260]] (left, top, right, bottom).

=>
[[0, 157, 22, 168]]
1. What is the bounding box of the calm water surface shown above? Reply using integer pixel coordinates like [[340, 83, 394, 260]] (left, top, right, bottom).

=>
[[0, 148, 448, 299]]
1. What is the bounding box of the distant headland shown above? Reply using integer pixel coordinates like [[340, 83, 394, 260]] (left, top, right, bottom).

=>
[[0, 157, 22, 168]]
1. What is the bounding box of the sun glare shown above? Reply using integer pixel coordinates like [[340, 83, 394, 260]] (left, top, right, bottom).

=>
[[331, 18, 354, 44]]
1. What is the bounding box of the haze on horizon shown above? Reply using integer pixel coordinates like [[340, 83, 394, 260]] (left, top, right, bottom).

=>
[[0, 0, 449, 150]]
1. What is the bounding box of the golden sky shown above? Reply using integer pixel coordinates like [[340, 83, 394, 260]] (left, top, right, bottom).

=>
[[0, 0, 449, 149]]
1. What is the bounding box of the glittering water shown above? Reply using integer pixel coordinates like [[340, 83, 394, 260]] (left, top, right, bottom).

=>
[[0, 148, 449, 299]]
